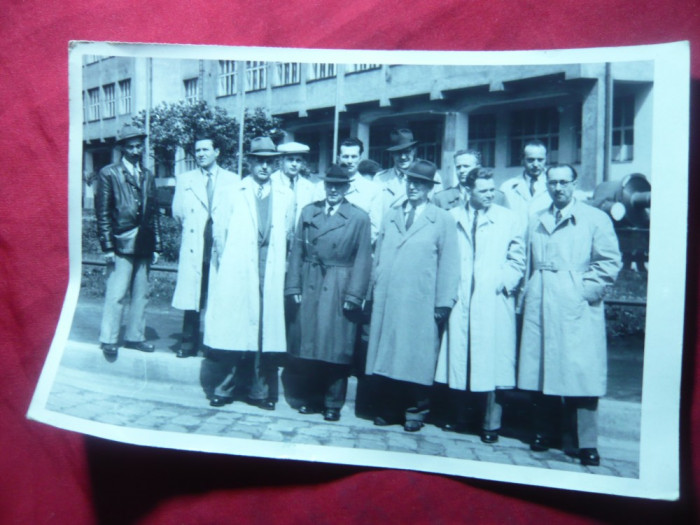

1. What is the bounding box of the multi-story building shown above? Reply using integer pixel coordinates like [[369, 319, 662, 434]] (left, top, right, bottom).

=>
[[81, 56, 653, 207]]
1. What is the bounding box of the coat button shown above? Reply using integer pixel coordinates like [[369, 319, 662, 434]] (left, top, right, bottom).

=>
[[190, 229, 194, 233]]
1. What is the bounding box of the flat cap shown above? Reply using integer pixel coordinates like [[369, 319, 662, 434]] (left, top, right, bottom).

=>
[[277, 141, 310, 154]]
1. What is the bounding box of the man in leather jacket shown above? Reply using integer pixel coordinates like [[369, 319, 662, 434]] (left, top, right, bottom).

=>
[[95, 124, 162, 358]]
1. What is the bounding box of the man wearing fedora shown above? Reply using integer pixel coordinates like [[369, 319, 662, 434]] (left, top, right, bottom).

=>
[[271, 141, 325, 230], [95, 124, 161, 358], [171, 135, 240, 358], [375, 128, 443, 216], [284, 164, 372, 422], [365, 159, 459, 432], [204, 136, 294, 411]]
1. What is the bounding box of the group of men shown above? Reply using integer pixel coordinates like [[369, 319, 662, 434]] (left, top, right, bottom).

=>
[[95, 124, 621, 467]]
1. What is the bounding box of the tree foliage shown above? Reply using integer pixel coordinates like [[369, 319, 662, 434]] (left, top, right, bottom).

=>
[[133, 101, 284, 175]]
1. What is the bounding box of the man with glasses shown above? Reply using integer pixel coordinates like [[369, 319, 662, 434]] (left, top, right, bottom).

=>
[[95, 124, 161, 359], [518, 164, 621, 466]]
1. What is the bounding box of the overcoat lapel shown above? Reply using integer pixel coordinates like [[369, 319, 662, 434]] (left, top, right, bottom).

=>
[[396, 204, 436, 248], [308, 201, 350, 241]]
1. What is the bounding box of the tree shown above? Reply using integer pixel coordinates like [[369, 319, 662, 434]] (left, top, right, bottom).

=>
[[133, 101, 284, 176]]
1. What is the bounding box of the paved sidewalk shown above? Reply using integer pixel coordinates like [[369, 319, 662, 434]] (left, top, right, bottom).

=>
[[45, 295, 641, 478]]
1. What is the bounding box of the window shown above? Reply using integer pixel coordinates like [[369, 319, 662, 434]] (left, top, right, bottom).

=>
[[509, 107, 559, 166], [612, 95, 635, 162], [310, 63, 337, 80], [276, 62, 300, 86], [118, 79, 131, 115], [246, 61, 267, 91], [87, 88, 101, 121], [218, 60, 237, 96], [184, 77, 199, 104], [102, 83, 116, 118], [468, 114, 496, 168], [349, 64, 381, 73]]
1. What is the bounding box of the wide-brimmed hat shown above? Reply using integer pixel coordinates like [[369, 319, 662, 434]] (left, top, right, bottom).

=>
[[248, 136, 280, 157], [319, 164, 352, 183], [404, 159, 437, 184], [386, 128, 419, 152], [277, 141, 310, 155], [357, 159, 382, 176], [117, 124, 147, 144]]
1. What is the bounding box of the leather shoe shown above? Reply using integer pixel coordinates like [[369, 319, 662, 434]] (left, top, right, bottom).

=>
[[323, 408, 340, 422], [442, 422, 469, 434], [100, 343, 118, 357], [249, 398, 276, 411], [480, 429, 499, 444], [530, 434, 550, 452], [176, 347, 197, 358], [298, 405, 322, 415], [373, 416, 399, 427], [579, 448, 600, 466], [403, 420, 424, 432], [209, 396, 233, 407], [124, 341, 155, 352]]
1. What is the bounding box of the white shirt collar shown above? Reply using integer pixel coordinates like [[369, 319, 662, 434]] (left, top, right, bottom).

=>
[[122, 157, 140, 177]]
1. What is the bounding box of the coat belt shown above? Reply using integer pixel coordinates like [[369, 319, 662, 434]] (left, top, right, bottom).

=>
[[533, 262, 589, 272]]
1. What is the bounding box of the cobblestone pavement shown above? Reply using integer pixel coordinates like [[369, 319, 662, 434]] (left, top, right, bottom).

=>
[[46, 363, 639, 479]]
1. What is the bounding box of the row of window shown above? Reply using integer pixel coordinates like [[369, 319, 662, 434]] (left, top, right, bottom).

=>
[[84, 79, 132, 121], [217, 62, 381, 96]]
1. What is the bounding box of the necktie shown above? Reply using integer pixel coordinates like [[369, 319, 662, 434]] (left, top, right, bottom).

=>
[[290, 176, 295, 191], [529, 177, 537, 197], [206, 173, 214, 209], [326, 204, 334, 217], [405, 206, 415, 230], [257, 184, 263, 199], [555, 209, 563, 223], [471, 209, 479, 251]]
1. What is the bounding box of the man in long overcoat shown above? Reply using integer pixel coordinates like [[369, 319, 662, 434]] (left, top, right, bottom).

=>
[[284, 164, 372, 422], [518, 164, 621, 466], [434, 168, 525, 443], [95, 124, 161, 358], [171, 136, 240, 358], [366, 159, 459, 432], [204, 137, 294, 410]]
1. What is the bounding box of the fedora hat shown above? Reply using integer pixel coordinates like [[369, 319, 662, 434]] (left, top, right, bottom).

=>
[[357, 159, 382, 177], [117, 124, 147, 143], [386, 128, 419, 152], [404, 159, 437, 184], [277, 141, 310, 155], [248, 136, 280, 157], [319, 164, 352, 183]]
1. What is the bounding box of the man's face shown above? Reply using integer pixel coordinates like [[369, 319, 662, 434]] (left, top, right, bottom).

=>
[[546, 166, 577, 209], [406, 177, 431, 205], [338, 145, 361, 176], [122, 138, 144, 165], [195, 140, 220, 170], [455, 153, 480, 186], [325, 182, 350, 206], [522, 144, 547, 179], [250, 156, 274, 184], [467, 177, 496, 211], [393, 147, 416, 172], [282, 154, 305, 178]]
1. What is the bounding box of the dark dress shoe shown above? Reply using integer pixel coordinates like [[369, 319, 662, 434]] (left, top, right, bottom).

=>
[[176, 347, 197, 358], [209, 396, 233, 407], [530, 434, 550, 452], [298, 405, 322, 415], [249, 398, 276, 411], [124, 341, 155, 352], [403, 420, 424, 432], [323, 408, 341, 422], [373, 416, 400, 427], [480, 429, 499, 444], [442, 422, 469, 434], [579, 448, 600, 466], [100, 343, 119, 357]]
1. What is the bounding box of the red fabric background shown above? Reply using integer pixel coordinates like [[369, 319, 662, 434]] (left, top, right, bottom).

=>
[[1, 1, 698, 523]]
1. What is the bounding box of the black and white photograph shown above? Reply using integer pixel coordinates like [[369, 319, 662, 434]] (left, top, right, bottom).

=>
[[28, 41, 688, 499]]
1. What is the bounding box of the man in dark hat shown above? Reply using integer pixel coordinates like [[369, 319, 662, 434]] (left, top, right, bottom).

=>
[[95, 124, 161, 359], [204, 136, 294, 411], [365, 159, 459, 432], [284, 164, 372, 422], [375, 128, 443, 215]]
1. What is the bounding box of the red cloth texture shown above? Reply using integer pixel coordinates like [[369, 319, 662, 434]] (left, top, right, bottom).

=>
[[1, 1, 699, 523]]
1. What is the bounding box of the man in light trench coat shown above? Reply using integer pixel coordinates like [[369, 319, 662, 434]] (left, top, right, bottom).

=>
[[365, 159, 459, 432], [284, 164, 372, 422], [434, 167, 526, 443], [518, 163, 622, 466], [171, 135, 240, 358], [203, 137, 294, 411]]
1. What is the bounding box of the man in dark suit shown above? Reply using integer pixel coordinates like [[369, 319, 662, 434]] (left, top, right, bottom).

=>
[[95, 124, 162, 359], [284, 164, 372, 422]]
